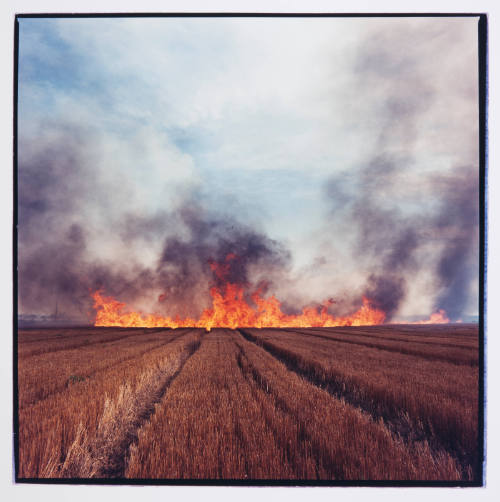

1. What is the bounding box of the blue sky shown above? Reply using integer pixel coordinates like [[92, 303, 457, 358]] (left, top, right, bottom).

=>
[[17, 16, 480, 320]]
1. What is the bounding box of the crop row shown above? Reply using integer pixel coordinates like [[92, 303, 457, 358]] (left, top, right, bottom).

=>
[[239, 327, 478, 477], [17, 328, 202, 477], [18, 328, 189, 407], [126, 329, 463, 480], [18, 326, 478, 481], [280, 327, 478, 365]]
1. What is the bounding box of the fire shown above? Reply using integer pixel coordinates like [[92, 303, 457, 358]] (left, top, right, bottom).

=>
[[92, 288, 385, 331], [411, 309, 451, 324], [388, 309, 453, 325], [92, 255, 386, 330]]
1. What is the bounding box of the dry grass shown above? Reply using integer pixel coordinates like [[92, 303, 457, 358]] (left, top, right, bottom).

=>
[[126, 329, 465, 480], [282, 324, 478, 365], [18, 328, 189, 408], [234, 331, 464, 480], [59, 339, 200, 478], [126, 330, 303, 479], [239, 326, 479, 477], [18, 328, 202, 478], [18, 327, 147, 358], [17, 325, 479, 481]]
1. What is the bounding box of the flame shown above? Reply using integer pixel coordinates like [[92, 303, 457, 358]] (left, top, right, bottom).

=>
[[410, 309, 451, 324], [92, 255, 386, 330]]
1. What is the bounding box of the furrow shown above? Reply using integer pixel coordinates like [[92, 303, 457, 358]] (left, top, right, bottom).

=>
[[60, 336, 202, 478], [19, 328, 173, 358], [233, 341, 342, 479], [297, 327, 477, 351], [280, 328, 477, 366], [19, 330, 189, 409], [125, 330, 305, 479], [238, 328, 475, 479]]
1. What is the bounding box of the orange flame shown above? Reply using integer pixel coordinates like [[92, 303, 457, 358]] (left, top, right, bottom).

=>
[[410, 309, 451, 324], [92, 255, 386, 330]]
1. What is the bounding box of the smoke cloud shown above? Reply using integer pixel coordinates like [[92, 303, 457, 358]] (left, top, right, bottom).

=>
[[17, 17, 480, 323], [17, 122, 290, 321], [324, 20, 479, 321], [432, 168, 479, 319]]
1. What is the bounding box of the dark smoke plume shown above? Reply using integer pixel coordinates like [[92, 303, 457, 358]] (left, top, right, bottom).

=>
[[152, 207, 290, 317], [17, 123, 290, 321], [325, 22, 479, 320], [432, 167, 479, 319]]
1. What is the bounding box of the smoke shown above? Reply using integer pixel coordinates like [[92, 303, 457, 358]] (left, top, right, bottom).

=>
[[18, 123, 98, 318], [17, 123, 290, 320], [324, 21, 479, 321], [152, 206, 290, 316], [159, 206, 289, 288], [17, 18, 479, 324], [432, 167, 479, 319], [326, 157, 423, 319]]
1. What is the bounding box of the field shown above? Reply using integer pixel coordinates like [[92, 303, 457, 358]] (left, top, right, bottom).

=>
[[16, 324, 480, 483]]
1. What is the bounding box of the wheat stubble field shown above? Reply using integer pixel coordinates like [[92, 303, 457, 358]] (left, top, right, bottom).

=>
[[16, 324, 480, 483]]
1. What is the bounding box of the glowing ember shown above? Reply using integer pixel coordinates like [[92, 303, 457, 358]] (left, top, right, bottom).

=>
[[92, 255, 387, 330]]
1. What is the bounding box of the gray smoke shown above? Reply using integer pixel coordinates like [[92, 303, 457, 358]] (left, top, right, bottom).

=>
[[432, 167, 479, 319], [17, 123, 290, 321], [17, 18, 479, 324], [325, 21, 479, 321]]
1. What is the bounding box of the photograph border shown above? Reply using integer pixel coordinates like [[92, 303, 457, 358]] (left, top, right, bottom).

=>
[[12, 11, 488, 487]]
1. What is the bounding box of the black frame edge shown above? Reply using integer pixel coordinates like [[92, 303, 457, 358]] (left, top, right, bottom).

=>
[[13, 15, 20, 484], [477, 13, 487, 487], [15, 12, 484, 18]]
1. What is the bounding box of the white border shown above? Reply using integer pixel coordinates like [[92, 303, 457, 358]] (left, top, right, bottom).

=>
[[2, 2, 497, 501]]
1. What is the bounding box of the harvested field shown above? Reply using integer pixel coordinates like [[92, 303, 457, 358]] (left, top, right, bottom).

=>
[[16, 324, 480, 483]]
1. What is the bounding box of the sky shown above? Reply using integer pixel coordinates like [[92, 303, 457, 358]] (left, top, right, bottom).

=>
[[16, 15, 480, 322]]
